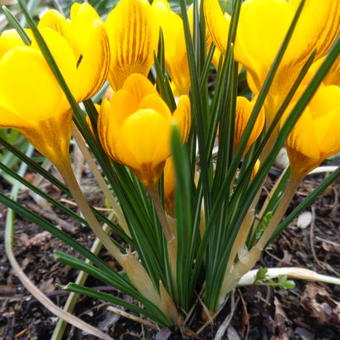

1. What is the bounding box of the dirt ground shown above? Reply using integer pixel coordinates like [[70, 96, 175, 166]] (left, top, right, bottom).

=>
[[0, 166, 339, 340]]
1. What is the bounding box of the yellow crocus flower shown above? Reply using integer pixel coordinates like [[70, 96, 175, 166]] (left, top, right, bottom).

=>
[[234, 96, 265, 154], [106, 0, 159, 91], [204, 0, 340, 126], [39, 2, 110, 101], [152, 0, 190, 96], [0, 3, 109, 168], [98, 74, 191, 188], [284, 85, 340, 178]]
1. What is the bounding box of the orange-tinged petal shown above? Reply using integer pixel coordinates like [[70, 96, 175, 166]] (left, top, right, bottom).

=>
[[117, 109, 171, 186], [285, 85, 340, 177], [106, 0, 159, 90], [122, 73, 157, 104], [173, 95, 191, 142], [164, 156, 175, 215], [308, 85, 340, 119], [108, 90, 139, 127], [139, 94, 172, 120], [98, 99, 121, 161], [234, 96, 265, 154]]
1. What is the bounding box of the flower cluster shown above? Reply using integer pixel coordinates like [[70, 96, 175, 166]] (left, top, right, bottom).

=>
[[0, 0, 339, 334]]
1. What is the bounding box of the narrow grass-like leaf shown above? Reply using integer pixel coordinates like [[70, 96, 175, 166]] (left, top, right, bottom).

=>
[[172, 126, 194, 310], [1, 6, 31, 45], [63, 283, 169, 327], [271, 167, 340, 243]]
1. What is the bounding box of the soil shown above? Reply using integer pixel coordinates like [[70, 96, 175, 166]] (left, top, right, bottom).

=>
[[0, 164, 339, 340]]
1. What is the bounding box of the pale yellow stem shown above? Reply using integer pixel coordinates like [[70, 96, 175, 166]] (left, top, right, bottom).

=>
[[258, 167, 289, 220], [73, 125, 130, 235], [218, 173, 302, 304], [57, 161, 163, 308], [148, 186, 175, 241]]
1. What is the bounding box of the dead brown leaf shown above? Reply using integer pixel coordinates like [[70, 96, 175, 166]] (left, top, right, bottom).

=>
[[301, 283, 340, 330]]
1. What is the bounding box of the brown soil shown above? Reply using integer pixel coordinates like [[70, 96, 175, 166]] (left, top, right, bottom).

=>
[[0, 167, 339, 340]]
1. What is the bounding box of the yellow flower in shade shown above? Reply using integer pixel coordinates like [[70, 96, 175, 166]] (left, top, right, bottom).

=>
[[106, 0, 159, 91], [0, 3, 109, 168], [164, 157, 175, 215], [152, 0, 190, 96], [98, 74, 191, 188], [234, 96, 265, 154], [284, 85, 340, 178], [204, 0, 340, 126]]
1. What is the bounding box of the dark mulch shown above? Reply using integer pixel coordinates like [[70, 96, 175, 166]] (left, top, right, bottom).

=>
[[0, 166, 339, 340]]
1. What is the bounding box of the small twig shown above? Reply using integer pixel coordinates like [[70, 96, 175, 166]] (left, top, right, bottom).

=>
[[106, 305, 159, 330], [308, 166, 339, 175], [60, 198, 113, 212], [237, 267, 340, 286], [4, 145, 113, 340], [214, 291, 239, 340], [238, 290, 249, 340], [315, 236, 340, 248], [309, 206, 320, 265], [25, 201, 77, 234]]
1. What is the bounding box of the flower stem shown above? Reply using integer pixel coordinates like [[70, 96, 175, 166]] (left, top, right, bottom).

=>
[[57, 160, 122, 260], [148, 185, 175, 241], [73, 125, 130, 235]]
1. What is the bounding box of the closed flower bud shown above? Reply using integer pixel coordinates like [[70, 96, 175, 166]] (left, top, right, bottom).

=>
[[98, 74, 191, 188], [284, 85, 340, 177]]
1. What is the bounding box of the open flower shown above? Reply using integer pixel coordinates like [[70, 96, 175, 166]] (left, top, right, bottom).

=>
[[204, 0, 340, 127], [106, 0, 159, 91], [284, 85, 340, 178], [152, 0, 190, 96], [98, 74, 190, 188], [0, 3, 109, 168], [39, 2, 110, 101]]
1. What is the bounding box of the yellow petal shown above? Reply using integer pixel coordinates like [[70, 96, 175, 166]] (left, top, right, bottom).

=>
[[39, 4, 110, 101], [234, 0, 340, 93], [309, 85, 340, 119], [117, 109, 171, 186], [32, 28, 79, 99], [0, 106, 25, 129], [152, 0, 190, 95], [0, 29, 25, 58], [109, 89, 139, 126], [286, 109, 321, 176], [98, 99, 121, 161], [69, 3, 110, 99], [203, 0, 231, 54], [315, 109, 340, 160], [234, 96, 265, 154], [106, 0, 159, 90], [138, 94, 172, 120], [122, 73, 157, 104], [0, 45, 72, 166], [173, 95, 191, 142], [164, 156, 175, 215], [0, 46, 67, 121], [286, 84, 340, 177]]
